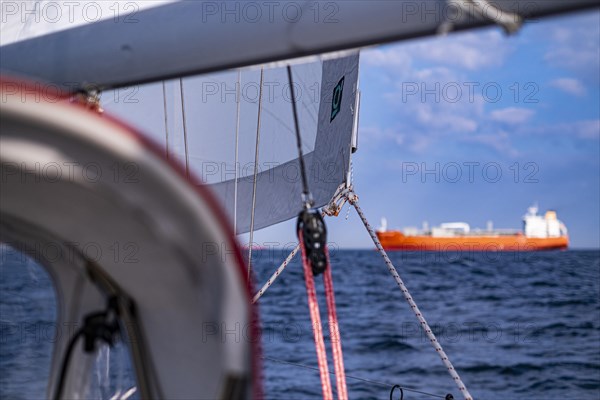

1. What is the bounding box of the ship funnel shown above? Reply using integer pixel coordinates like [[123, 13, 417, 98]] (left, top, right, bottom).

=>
[[379, 218, 388, 232], [527, 203, 539, 216]]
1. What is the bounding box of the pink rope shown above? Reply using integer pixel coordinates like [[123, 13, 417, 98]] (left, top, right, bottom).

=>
[[299, 231, 333, 400], [323, 256, 348, 400]]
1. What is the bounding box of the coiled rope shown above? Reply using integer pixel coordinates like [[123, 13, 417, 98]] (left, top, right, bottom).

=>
[[345, 192, 473, 400]]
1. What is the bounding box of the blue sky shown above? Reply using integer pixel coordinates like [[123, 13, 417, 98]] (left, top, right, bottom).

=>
[[246, 10, 600, 249]]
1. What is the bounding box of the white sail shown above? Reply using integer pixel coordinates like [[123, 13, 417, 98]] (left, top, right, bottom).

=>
[[210, 55, 360, 233], [102, 53, 360, 233]]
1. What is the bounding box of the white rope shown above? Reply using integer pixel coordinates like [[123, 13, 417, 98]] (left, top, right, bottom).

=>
[[252, 244, 300, 304], [347, 192, 473, 400], [345, 160, 354, 220], [233, 70, 241, 235], [248, 67, 264, 278]]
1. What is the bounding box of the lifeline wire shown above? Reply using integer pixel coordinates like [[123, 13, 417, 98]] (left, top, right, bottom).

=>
[[262, 356, 447, 399]]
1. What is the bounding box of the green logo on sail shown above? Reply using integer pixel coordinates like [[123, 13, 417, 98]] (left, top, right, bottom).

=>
[[330, 76, 345, 122]]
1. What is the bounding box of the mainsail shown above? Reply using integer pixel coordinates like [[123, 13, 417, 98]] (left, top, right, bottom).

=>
[[102, 54, 360, 234], [208, 55, 359, 233]]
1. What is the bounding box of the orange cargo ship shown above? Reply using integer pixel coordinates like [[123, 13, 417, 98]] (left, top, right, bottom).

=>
[[376, 205, 568, 251]]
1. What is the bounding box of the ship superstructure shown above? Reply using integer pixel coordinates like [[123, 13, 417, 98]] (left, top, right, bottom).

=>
[[377, 205, 569, 251]]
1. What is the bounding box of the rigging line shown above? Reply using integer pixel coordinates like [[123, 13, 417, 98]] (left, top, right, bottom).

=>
[[346, 193, 473, 400], [269, 70, 319, 127], [289, 69, 319, 126], [252, 210, 327, 304], [248, 67, 264, 278], [162, 81, 170, 160], [179, 78, 190, 177], [262, 357, 446, 399], [233, 70, 241, 235], [252, 243, 299, 303], [287, 65, 311, 206]]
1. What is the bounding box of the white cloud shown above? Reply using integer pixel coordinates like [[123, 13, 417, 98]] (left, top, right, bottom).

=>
[[359, 125, 433, 154], [360, 16, 597, 157], [413, 31, 510, 70], [363, 29, 511, 72], [572, 120, 600, 140], [462, 131, 519, 157], [521, 120, 600, 140], [490, 107, 535, 125], [544, 12, 600, 83], [363, 39, 513, 155], [550, 78, 586, 96], [363, 47, 412, 71]]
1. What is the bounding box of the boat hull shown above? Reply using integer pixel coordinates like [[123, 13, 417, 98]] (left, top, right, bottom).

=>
[[376, 232, 569, 251]]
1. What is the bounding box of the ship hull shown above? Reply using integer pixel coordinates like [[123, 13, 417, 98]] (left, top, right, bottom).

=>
[[376, 232, 569, 251]]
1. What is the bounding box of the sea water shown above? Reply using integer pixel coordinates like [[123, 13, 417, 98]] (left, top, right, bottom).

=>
[[1, 246, 599, 399]]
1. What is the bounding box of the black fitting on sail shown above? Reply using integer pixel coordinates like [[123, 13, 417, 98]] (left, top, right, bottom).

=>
[[297, 208, 328, 276]]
